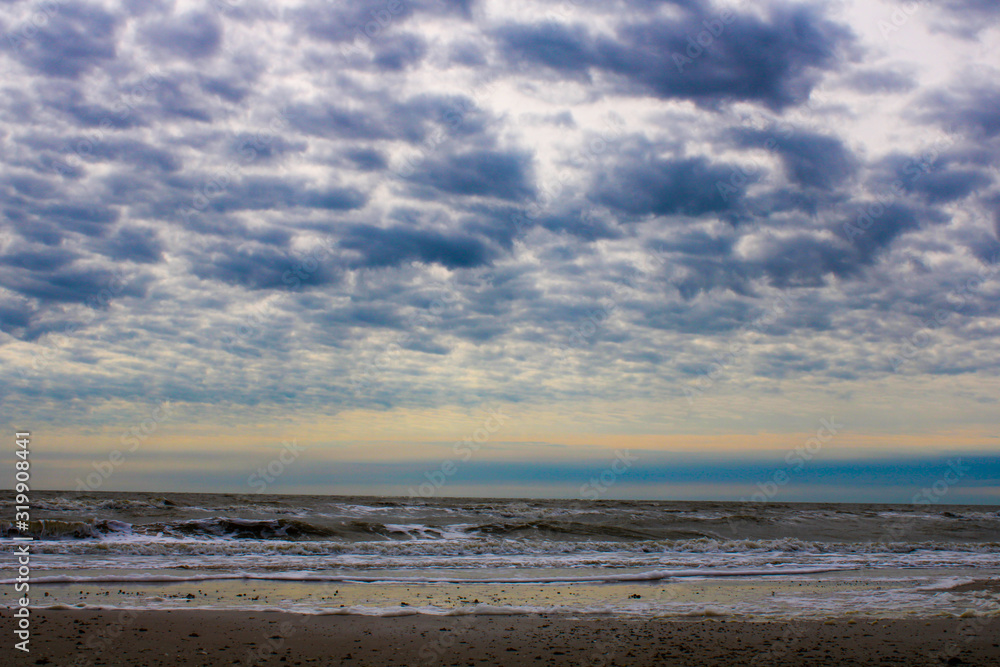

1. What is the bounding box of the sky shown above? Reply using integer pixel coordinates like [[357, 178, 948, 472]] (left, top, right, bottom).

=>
[[1, 0, 999, 502]]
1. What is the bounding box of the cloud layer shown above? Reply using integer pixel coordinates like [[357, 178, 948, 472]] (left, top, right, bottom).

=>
[[1, 0, 998, 460]]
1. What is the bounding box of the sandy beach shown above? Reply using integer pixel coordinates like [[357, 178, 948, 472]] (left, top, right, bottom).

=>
[[22, 609, 1000, 666]]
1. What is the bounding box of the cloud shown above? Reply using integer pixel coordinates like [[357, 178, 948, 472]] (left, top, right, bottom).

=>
[[734, 127, 857, 190], [97, 226, 165, 264], [190, 243, 342, 290], [141, 11, 223, 60], [496, 3, 854, 110], [843, 68, 916, 94], [0, 264, 147, 304], [0, 0, 998, 452], [920, 83, 1000, 139], [4, 3, 119, 79], [591, 146, 745, 218], [404, 148, 535, 201], [340, 224, 496, 269]]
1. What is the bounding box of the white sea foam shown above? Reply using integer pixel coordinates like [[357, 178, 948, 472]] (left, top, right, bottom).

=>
[[915, 577, 978, 591]]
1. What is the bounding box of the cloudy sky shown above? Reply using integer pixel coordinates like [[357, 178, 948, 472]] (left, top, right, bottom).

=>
[[2, 0, 999, 502]]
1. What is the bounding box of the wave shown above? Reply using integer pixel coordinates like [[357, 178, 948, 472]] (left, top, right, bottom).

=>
[[32, 497, 180, 512], [471, 520, 709, 541], [28, 601, 745, 618], [0, 519, 131, 540], [6, 512, 1000, 559], [1, 565, 856, 586], [3, 516, 707, 542], [13, 493, 1000, 548]]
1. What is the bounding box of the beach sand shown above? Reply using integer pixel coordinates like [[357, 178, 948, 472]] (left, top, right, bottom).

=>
[[24, 610, 1000, 666]]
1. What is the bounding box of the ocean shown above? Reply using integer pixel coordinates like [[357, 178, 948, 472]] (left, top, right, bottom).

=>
[[4, 491, 999, 620]]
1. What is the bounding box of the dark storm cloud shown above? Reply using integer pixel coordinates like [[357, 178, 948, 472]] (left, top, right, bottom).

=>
[[591, 147, 744, 218], [734, 127, 857, 190], [667, 256, 752, 300], [97, 227, 164, 264], [141, 11, 223, 60], [843, 202, 947, 259], [340, 225, 496, 269], [901, 167, 992, 205], [4, 3, 119, 79], [534, 208, 623, 241], [191, 243, 342, 290], [199, 74, 252, 103], [30, 202, 120, 237], [372, 33, 427, 71], [41, 84, 146, 129], [872, 151, 993, 204], [201, 177, 367, 213], [227, 133, 305, 163], [449, 41, 486, 66], [150, 74, 215, 123], [0, 300, 36, 336], [752, 234, 858, 288], [69, 137, 182, 173], [404, 149, 534, 201], [0, 264, 147, 304], [0, 244, 78, 272], [496, 2, 853, 110], [496, 22, 594, 76], [286, 99, 419, 142], [3, 173, 58, 199], [343, 147, 388, 171], [656, 231, 734, 258], [920, 84, 1000, 139]]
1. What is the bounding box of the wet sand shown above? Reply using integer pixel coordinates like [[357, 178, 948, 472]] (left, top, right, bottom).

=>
[[22, 609, 1000, 666], [28, 571, 1000, 619]]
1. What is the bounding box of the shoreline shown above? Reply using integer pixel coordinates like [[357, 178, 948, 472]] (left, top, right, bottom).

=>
[[19, 572, 1000, 620], [20, 609, 1000, 666]]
